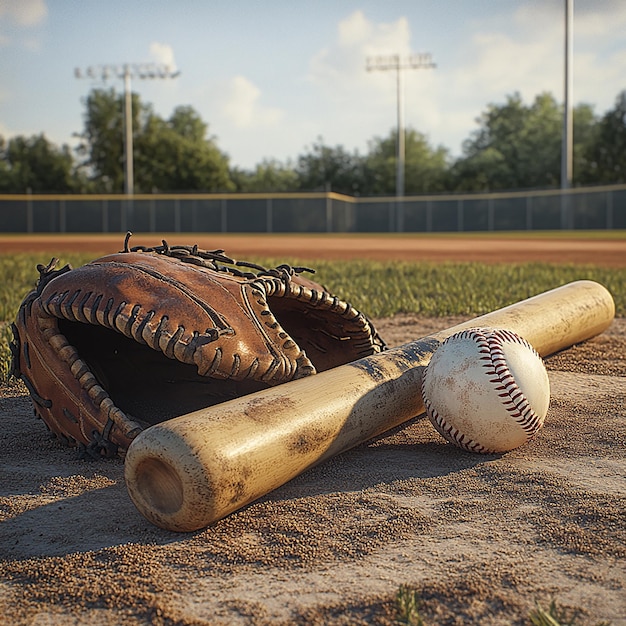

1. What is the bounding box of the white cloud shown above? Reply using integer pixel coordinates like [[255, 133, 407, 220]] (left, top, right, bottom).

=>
[[461, 35, 558, 102], [573, 48, 626, 110], [149, 41, 177, 71], [204, 4, 626, 168], [301, 3, 626, 162], [308, 10, 414, 97], [446, 2, 626, 121], [0, 119, 42, 141], [304, 10, 440, 154], [425, 0, 626, 152], [572, 1, 626, 37], [337, 9, 371, 47], [220, 75, 283, 129], [0, 0, 47, 26]]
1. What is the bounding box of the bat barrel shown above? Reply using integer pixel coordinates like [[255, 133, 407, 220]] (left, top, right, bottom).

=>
[[432, 279, 615, 357], [124, 280, 614, 531]]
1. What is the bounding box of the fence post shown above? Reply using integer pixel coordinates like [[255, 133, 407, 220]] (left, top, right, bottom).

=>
[[457, 199, 464, 232], [560, 192, 572, 230], [148, 193, 156, 233], [102, 199, 108, 233], [59, 199, 66, 233], [426, 200, 433, 232], [487, 197, 494, 231], [174, 198, 181, 233], [266, 198, 273, 233], [121, 199, 127, 232], [526, 196, 532, 230], [126, 197, 134, 232], [396, 199, 404, 232], [326, 193, 333, 232], [26, 188, 33, 233], [221, 198, 227, 232]]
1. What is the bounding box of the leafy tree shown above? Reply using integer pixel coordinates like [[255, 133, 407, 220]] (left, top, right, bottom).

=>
[[451, 92, 600, 191], [168, 105, 208, 141], [75, 88, 147, 192], [134, 108, 234, 192], [76, 89, 233, 192], [231, 158, 298, 192], [0, 137, 11, 191], [0, 133, 75, 192], [451, 93, 561, 190], [361, 128, 450, 195], [571, 103, 600, 183], [579, 90, 626, 184], [295, 138, 363, 194]]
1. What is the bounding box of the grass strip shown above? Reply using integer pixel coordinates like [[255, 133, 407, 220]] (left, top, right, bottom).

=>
[[1, 254, 624, 384]]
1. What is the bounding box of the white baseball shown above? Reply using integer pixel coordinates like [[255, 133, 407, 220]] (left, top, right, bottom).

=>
[[421, 327, 550, 454]]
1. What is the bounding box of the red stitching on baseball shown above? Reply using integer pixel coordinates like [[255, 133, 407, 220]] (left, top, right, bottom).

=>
[[422, 327, 546, 453], [479, 328, 545, 437]]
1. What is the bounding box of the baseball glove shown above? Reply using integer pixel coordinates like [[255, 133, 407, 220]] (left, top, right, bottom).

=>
[[11, 234, 386, 458]]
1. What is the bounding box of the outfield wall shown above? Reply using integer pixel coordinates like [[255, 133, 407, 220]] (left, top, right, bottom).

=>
[[1, 185, 625, 233]]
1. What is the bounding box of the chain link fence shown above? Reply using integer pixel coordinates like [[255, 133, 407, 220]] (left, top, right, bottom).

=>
[[1, 185, 625, 233]]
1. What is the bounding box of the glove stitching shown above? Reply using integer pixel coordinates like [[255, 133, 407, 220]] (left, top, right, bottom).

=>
[[37, 305, 145, 441], [14, 235, 386, 454], [97, 259, 233, 332], [75, 291, 93, 324]]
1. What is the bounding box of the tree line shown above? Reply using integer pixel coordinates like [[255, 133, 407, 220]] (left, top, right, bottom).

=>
[[1, 87, 625, 195]]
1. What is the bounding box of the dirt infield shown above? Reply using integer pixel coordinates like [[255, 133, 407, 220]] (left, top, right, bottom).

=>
[[1, 232, 625, 624], [1, 232, 625, 266], [1, 316, 625, 625]]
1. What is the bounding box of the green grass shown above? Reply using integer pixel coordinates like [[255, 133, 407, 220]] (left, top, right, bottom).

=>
[[395, 585, 426, 625], [0, 253, 98, 385], [528, 599, 612, 626], [314, 260, 624, 318], [1, 253, 624, 384], [0, 253, 98, 322], [392, 589, 612, 625], [0, 323, 13, 385]]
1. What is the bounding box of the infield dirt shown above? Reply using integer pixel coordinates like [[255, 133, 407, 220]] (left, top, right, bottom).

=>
[[1, 314, 624, 625], [1, 232, 624, 624], [1, 232, 626, 266]]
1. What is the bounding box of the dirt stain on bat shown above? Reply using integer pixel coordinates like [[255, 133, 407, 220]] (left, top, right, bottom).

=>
[[287, 426, 333, 456], [349, 338, 441, 381], [242, 394, 297, 424]]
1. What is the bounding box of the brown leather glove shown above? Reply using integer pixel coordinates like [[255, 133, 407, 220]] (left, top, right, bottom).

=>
[[11, 235, 386, 457]]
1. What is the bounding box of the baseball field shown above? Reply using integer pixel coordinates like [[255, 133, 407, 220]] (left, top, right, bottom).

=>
[[0, 232, 624, 625]]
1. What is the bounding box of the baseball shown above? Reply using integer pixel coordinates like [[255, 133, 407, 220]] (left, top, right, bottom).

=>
[[421, 327, 550, 454]]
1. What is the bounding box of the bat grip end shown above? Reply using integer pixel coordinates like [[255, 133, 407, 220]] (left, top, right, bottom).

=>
[[124, 429, 217, 532], [129, 455, 185, 517]]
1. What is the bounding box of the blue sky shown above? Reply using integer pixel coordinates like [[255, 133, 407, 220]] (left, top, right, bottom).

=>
[[1, 0, 625, 169]]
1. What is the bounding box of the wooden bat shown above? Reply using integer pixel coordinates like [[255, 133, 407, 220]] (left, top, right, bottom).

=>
[[124, 280, 614, 532]]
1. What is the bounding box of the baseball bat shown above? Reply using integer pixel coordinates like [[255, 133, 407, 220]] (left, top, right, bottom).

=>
[[124, 280, 614, 531]]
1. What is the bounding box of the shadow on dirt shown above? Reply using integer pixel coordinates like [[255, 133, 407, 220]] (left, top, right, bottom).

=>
[[2, 393, 494, 561]]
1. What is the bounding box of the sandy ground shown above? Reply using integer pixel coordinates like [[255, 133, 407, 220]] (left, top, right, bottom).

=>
[[1, 232, 625, 266], [1, 233, 624, 624], [1, 314, 625, 626]]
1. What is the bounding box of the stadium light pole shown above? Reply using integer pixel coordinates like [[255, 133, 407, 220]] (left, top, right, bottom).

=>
[[366, 53, 436, 200], [75, 63, 180, 195], [561, 0, 574, 228]]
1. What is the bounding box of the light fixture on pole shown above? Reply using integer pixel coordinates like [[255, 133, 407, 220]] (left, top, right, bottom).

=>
[[75, 63, 181, 195], [366, 53, 436, 200]]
